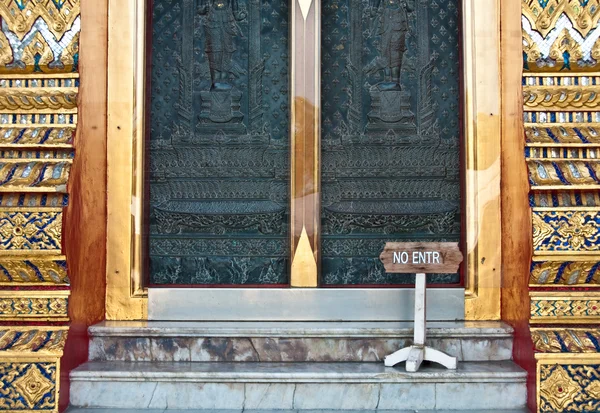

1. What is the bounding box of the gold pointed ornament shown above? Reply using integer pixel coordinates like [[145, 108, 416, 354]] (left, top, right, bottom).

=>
[[291, 226, 317, 287]]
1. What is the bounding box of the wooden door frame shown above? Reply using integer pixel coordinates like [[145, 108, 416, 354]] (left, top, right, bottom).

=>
[[104, 0, 503, 321]]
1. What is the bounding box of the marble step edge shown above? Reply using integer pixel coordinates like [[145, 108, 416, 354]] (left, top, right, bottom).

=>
[[89, 321, 514, 339], [70, 361, 527, 384], [66, 409, 532, 413]]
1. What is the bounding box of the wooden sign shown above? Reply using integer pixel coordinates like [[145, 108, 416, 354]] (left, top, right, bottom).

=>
[[379, 242, 463, 274]]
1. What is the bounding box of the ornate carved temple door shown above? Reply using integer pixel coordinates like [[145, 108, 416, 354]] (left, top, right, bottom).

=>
[[145, 0, 465, 320]]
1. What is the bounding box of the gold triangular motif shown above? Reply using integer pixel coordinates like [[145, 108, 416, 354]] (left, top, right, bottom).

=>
[[291, 226, 317, 287], [298, 0, 313, 20]]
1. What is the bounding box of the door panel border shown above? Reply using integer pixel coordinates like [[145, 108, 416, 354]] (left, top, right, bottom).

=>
[[105, 0, 501, 321]]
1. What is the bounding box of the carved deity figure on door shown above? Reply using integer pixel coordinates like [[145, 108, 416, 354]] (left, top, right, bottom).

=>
[[199, 0, 247, 90], [366, 0, 414, 90]]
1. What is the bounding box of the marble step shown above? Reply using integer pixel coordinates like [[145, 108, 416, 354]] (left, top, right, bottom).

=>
[[70, 360, 527, 411], [67, 409, 532, 413], [88, 321, 514, 363]]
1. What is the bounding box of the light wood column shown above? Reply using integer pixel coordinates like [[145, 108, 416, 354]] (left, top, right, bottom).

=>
[[290, 0, 321, 287]]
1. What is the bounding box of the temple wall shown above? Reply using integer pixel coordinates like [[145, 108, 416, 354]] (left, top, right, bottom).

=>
[[0, 1, 599, 412]]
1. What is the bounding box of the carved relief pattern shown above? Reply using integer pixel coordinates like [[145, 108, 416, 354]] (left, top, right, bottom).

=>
[[524, 86, 600, 109], [532, 328, 600, 352], [320, 0, 461, 285], [523, 0, 600, 72], [523, 2, 600, 410], [0, 126, 74, 146], [149, 0, 290, 285], [0, 362, 57, 411], [0, 1, 80, 74], [539, 364, 600, 412], [531, 297, 600, 319], [0, 158, 72, 191], [0, 211, 62, 253], [531, 260, 600, 285], [0, 0, 78, 410], [527, 159, 600, 187], [0, 295, 68, 319], [526, 125, 600, 145], [530, 190, 600, 208], [0, 328, 67, 354], [532, 210, 600, 252]]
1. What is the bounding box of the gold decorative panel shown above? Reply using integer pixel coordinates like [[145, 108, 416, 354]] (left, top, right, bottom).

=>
[[523, 0, 600, 411], [0, 0, 79, 411], [537, 355, 600, 413], [531, 292, 600, 323], [532, 328, 600, 353]]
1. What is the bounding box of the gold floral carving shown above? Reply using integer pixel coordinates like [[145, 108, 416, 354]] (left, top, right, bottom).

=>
[[525, 125, 600, 144], [539, 366, 580, 411], [60, 31, 79, 70], [0, 89, 78, 112], [0, 211, 62, 252], [0, 362, 58, 411], [523, 31, 542, 67], [532, 328, 600, 353], [524, 1, 600, 411], [0, 31, 80, 74], [531, 190, 600, 208], [523, 0, 600, 38], [528, 160, 600, 187], [524, 87, 600, 109], [0, 257, 69, 284], [20, 32, 55, 71], [587, 380, 600, 400], [0, 126, 75, 146], [531, 297, 600, 320], [531, 260, 600, 285], [533, 210, 600, 252], [0, 212, 37, 249], [11, 363, 54, 408], [549, 29, 584, 66], [0, 0, 78, 410], [0, 293, 68, 319], [539, 363, 600, 413], [533, 212, 555, 249], [0, 0, 80, 41], [0, 30, 13, 67], [0, 328, 67, 355], [558, 213, 598, 249], [0, 161, 72, 191]]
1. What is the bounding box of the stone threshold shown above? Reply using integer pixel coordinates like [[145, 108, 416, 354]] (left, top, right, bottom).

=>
[[89, 321, 514, 338], [70, 361, 527, 410], [71, 360, 526, 383], [67, 409, 531, 413]]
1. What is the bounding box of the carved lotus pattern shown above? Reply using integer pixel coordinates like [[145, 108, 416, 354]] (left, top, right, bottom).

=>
[[540, 366, 580, 411], [0, 213, 39, 249], [557, 213, 597, 250], [12, 364, 54, 408]]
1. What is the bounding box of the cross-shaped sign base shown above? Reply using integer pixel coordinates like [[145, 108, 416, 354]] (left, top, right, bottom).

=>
[[384, 273, 458, 372]]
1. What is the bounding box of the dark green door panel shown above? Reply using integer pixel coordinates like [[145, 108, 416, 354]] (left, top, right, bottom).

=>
[[320, 0, 462, 285], [148, 0, 290, 285]]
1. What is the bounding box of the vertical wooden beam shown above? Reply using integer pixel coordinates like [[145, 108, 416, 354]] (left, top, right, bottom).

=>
[[463, 0, 502, 320], [500, 0, 531, 326], [290, 0, 321, 287], [61, 0, 109, 409], [65, 0, 108, 331], [500, 0, 536, 411], [106, 0, 147, 319]]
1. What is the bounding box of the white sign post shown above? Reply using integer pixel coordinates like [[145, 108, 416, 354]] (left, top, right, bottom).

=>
[[379, 242, 463, 372]]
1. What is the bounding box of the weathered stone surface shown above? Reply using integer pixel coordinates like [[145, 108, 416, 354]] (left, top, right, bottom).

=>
[[88, 321, 514, 363], [70, 361, 527, 410]]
